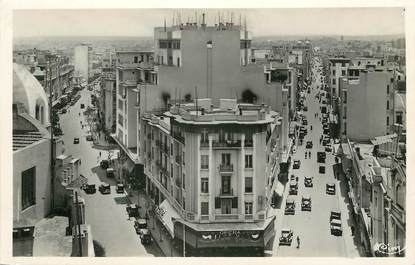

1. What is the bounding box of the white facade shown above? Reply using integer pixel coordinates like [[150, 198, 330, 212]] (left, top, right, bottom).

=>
[[74, 45, 91, 80]]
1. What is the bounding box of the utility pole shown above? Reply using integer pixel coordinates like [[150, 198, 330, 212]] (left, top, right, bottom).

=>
[[47, 60, 55, 210]]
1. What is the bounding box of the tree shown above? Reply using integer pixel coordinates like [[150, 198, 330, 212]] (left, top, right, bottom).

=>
[[241, 89, 257, 103]]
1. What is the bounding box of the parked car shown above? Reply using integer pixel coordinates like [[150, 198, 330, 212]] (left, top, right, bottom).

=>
[[60, 108, 67, 114], [116, 183, 124, 193], [319, 165, 326, 174], [100, 159, 109, 169], [301, 196, 312, 211], [73, 138, 80, 144], [279, 228, 294, 246], [80, 103, 85, 109], [127, 204, 140, 218], [83, 184, 96, 194], [293, 160, 301, 169], [106, 168, 115, 178], [317, 152, 326, 163], [99, 182, 111, 194], [325, 146, 332, 153], [134, 219, 148, 235], [303, 106, 308, 111], [284, 196, 296, 215], [302, 119, 308, 126], [140, 229, 152, 244], [289, 179, 298, 195], [304, 176, 313, 187], [86, 134, 93, 141], [306, 141, 313, 149], [326, 183, 336, 195]]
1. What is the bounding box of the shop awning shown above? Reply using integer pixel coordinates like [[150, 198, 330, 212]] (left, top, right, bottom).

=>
[[158, 200, 181, 238]]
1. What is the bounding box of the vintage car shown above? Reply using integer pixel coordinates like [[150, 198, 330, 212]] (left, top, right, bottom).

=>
[[317, 152, 326, 163], [303, 106, 308, 111], [98, 182, 111, 194], [127, 204, 140, 218], [302, 119, 308, 126], [100, 159, 109, 169], [326, 183, 336, 195], [106, 168, 115, 178], [304, 176, 313, 187], [279, 228, 294, 246], [289, 179, 298, 195], [134, 219, 148, 235], [140, 229, 151, 244], [325, 145, 332, 153], [330, 211, 343, 236], [80, 103, 85, 109], [116, 183, 124, 193], [319, 165, 326, 174], [284, 197, 296, 215], [73, 137, 80, 144], [293, 160, 301, 169], [306, 141, 313, 149], [301, 196, 312, 211], [83, 183, 96, 194]]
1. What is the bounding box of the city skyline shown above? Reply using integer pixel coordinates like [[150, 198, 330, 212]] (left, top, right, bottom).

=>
[[13, 8, 405, 38]]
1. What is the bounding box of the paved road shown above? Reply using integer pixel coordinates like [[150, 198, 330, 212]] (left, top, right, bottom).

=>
[[59, 85, 163, 257], [275, 57, 361, 257]]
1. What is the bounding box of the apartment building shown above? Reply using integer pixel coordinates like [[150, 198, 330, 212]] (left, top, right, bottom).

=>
[[328, 57, 351, 98], [338, 68, 396, 142], [100, 52, 117, 133], [113, 50, 154, 184], [140, 99, 278, 253], [74, 44, 93, 81], [339, 138, 405, 257]]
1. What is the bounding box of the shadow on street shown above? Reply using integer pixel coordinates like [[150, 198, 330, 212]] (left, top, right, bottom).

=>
[[91, 165, 118, 186]]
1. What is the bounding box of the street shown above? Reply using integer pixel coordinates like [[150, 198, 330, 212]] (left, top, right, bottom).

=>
[[59, 85, 163, 256], [274, 57, 361, 257]]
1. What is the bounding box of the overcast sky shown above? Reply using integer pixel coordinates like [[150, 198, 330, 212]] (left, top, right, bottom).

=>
[[13, 8, 405, 38]]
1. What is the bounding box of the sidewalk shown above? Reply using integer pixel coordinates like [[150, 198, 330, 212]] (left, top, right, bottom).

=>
[[125, 190, 183, 257]]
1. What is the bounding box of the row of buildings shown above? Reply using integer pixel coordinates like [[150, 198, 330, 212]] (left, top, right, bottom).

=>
[[95, 20, 308, 253]]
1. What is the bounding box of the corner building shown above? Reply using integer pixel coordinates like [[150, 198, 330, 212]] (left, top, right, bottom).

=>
[[141, 99, 278, 254]]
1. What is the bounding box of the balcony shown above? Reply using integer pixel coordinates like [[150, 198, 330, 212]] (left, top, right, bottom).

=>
[[212, 140, 241, 149], [219, 164, 233, 172], [155, 140, 161, 147], [200, 140, 209, 148], [215, 214, 239, 221], [244, 139, 253, 147], [175, 155, 182, 164], [245, 214, 254, 221], [219, 188, 234, 197], [161, 143, 170, 154], [200, 215, 209, 222]]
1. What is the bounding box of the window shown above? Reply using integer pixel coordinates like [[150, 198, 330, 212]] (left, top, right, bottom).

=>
[[387, 116, 389, 126], [342, 70, 346, 76], [182, 173, 185, 189], [332, 78, 336, 85], [221, 176, 231, 194], [134, 56, 138, 63], [118, 114, 123, 126], [245, 202, 253, 214], [118, 99, 123, 110], [182, 151, 185, 165], [177, 57, 180, 67], [245, 177, 253, 193], [201, 202, 209, 215], [201, 155, 209, 169], [387, 85, 390, 94], [201, 178, 209, 193], [221, 199, 232, 214], [332, 70, 336, 75], [245, 155, 253, 168], [221, 153, 231, 165], [387, 100, 390, 110], [170, 164, 173, 178], [170, 143, 173, 156], [341, 62, 346, 67], [396, 113, 403, 124], [21, 167, 36, 210]]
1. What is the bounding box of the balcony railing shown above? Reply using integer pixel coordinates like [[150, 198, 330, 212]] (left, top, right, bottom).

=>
[[172, 132, 185, 144], [212, 140, 241, 148], [244, 139, 253, 147], [220, 188, 233, 196], [175, 155, 182, 164], [219, 164, 233, 172], [200, 140, 209, 148], [215, 214, 239, 221], [155, 140, 161, 147], [245, 214, 254, 220], [200, 215, 209, 221], [161, 143, 170, 154]]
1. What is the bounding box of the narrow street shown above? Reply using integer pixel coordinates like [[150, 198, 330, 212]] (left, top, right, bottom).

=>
[[275, 57, 361, 257], [59, 85, 163, 256]]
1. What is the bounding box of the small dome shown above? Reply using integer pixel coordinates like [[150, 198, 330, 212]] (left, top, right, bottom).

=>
[[13, 63, 50, 125]]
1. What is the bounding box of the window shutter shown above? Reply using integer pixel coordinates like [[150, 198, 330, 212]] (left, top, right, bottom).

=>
[[232, 197, 238, 208], [215, 197, 220, 209]]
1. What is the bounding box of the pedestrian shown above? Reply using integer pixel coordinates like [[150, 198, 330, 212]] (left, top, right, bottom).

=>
[[309, 151, 311, 158], [297, 236, 300, 248]]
